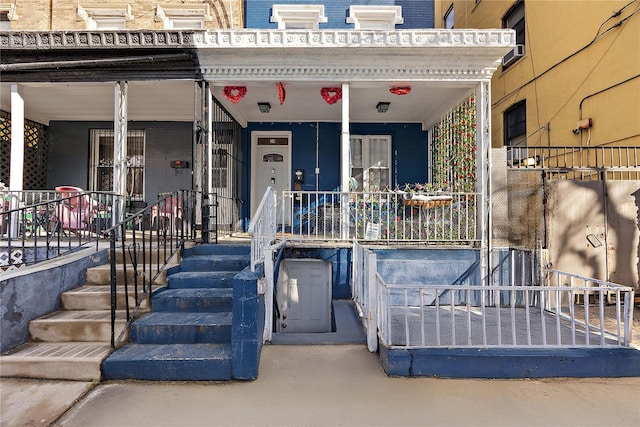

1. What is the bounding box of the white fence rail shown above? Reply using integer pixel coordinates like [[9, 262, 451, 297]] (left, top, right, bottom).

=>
[[507, 146, 640, 180], [352, 243, 635, 350], [377, 280, 634, 349], [248, 186, 277, 272], [282, 190, 479, 244]]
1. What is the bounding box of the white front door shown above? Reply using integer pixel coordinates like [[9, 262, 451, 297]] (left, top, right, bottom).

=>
[[251, 131, 291, 219]]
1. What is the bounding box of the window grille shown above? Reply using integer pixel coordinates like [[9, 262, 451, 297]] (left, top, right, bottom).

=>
[[89, 129, 145, 200]]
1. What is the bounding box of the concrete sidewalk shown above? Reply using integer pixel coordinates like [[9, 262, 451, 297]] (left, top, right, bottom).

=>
[[2, 344, 640, 427]]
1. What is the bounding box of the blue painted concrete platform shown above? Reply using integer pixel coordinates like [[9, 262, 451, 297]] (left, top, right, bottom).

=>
[[103, 343, 232, 381], [380, 346, 640, 378]]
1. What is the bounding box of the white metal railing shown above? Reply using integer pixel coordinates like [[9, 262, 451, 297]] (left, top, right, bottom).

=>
[[282, 190, 479, 244], [507, 146, 640, 180], [377, 277, 635, 349], [248, 186, 277, 272], [352, 241, 379, 351]]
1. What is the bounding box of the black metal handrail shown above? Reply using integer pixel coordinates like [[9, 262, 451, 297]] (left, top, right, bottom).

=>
[[107, 190, 217, 348], [0, 191, 120, 271]]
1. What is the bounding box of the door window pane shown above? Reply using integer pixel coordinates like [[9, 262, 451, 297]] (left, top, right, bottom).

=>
[[350, 135, 391, 192]]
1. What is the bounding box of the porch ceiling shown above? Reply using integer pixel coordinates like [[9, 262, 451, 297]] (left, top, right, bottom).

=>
[[0, 80, 476, 128]]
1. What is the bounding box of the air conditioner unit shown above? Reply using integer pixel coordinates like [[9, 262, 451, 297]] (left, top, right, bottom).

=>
[[502, 44, 525, 67]]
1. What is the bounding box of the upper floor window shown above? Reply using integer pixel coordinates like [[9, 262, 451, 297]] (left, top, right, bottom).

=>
[[502, 0, 525, 68], [444, 5, 454, 29], [77, 4, 132, 30], [155, 5, 212, 30], [270, 4, 327, 30], [346, 5, 403, 30], [0, 4, 18, 30], [504, 101, 527, 165]]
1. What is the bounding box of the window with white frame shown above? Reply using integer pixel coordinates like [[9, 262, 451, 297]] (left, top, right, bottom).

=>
[[0, 4, 17, 30], [350, 135, 392, 192], [77, 4, 132, 30], [155, 5, 212, 30], [89, 129, 145, 200], [346, 5, 403, 30], [270, 4, 327, 29]]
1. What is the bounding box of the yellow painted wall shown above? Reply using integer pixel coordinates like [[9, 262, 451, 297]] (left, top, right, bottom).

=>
[[437, 0, 640, 149]]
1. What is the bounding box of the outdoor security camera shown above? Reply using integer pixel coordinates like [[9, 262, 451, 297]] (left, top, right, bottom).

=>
[[572, 128, 580, 135]]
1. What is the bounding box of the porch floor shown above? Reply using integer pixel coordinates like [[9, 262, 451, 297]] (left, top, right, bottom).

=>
[[271, 300, 366, 345], [386, 305, 638, 348]]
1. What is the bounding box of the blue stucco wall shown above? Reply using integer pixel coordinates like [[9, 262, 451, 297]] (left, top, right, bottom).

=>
[[380, 345, 640, 378], [231, 265, 265, 380], [47, 121, 193, 206], [242, 121, 427, 227], [245, 0, 434, 29], [0, 249, 108, 353]]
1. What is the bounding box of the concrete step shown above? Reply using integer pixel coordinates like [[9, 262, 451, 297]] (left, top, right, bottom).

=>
[[29, 310, 128, 342], [153, 288, 233, 313], [110, 247, 183, 265], [167, 271, 237, 289], [179, 255, 250, 272], [102, 343, 232, 381], [86, 262, 177, 286], [0, 342, 111, 381], [183, 244, 251, 257], [130, 312, 232, 344], [62, 285, 150, 311]]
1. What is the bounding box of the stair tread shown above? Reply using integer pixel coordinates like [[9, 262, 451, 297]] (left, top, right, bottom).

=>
[[64, 286, 146, 293], [1, 342, 112, 361], [32, 310, 128, 322], [135, 311, 232, 326], [106, 343, 232, 361], [169, 271, 239, 277], [156, 288, 233, 297], [184, 245, 251, 256]]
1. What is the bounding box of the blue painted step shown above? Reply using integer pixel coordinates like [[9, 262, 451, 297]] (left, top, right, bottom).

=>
[[130, 312, 232, 344], [183, 244, 251, 257], [102, 343, 232, 381], [153, 288, 233, 312], [180, 254, 250, 272], [167, 271, 237, 289]]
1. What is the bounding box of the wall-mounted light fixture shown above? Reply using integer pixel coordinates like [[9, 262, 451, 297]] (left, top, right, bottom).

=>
[[376, 102, 390, 113], [258, 102, 271, 113]]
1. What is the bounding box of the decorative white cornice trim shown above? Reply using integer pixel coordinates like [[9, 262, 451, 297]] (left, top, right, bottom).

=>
[[1, 29, 514, 50], [196, 29, 515, 49], [200, 65, 500, 82]]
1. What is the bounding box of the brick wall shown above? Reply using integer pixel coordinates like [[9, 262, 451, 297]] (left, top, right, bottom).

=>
[[7, 0, 243, 31]]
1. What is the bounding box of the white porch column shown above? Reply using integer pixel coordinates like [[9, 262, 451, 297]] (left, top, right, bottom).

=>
[[9, 84, 24, 194], [340, 83, 350, 239], [476, 80, 492, 287], [204, 82, 214, 242], [113, 81, 128, 225], [8, 84, 25, 237]]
